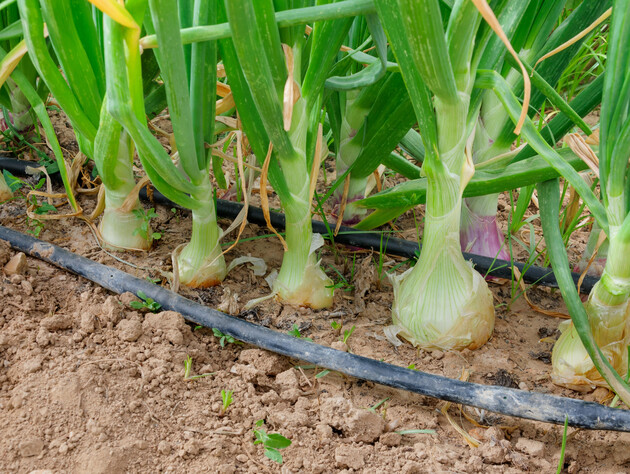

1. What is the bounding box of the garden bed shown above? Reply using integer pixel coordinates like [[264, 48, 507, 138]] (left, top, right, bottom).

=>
[[1, 186, 630, 473]]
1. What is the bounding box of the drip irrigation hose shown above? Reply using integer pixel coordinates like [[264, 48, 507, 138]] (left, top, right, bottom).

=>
[[0, 157, 600, 292], [0, 225, 628, 431]]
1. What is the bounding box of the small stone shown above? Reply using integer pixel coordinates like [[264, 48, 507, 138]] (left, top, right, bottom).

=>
[[279, 388, 301, 403], [80, 313, 96, 334], [36, 328, 52, 347], [4, 252, 27, 275], [331, 341, 347, 352], [23, 356, 43, 374], [157, 441, 171, 455], [380, 432, 402, 446], [21, 280, 33, 296], [184, 440, 200, 456], [515, 437, 545, 457], [40, 314, 73, 331], [275, 368, 299, 390], [261, 390, 280, 405], [431, 350, 444, 360], [9, 392, 24, 409], [19, 437, 44, 457], [483, 427, 505, 442], [236, 454, 248, 463], [402, 461, 424, 474], [58, 443, 69, 455], [143, 311, 186, 345], [518, 381, 529, 391], [134, 440, 148, 450], [345, 409, 384, 443], [318, 397, 352, 429], [334, 445, 367, 470], [480, 443, 506, 464], [117, 319, 143, 342], [468, 455, 483, 471], [315, 424, 333, 440]]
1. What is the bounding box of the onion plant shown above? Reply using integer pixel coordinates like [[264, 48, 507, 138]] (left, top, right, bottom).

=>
[[461, 0, 607, 261], [369, 0, 608, 350], [373, 0, 500, 350], [539, 0, 630, 398], [358, 2, 608, 258], [16, 0, 151, 249], [101, 0, 227, 287], [219, 0, 368, 308]]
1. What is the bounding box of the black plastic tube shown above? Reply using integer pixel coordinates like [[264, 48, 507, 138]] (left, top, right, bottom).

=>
[[0, 157, 599, 292], [0, 224, 629, 431]]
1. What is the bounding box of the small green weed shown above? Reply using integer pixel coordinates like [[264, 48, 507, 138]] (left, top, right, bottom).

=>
[[212, 328, 243, 347], [221, 389, 234, 413], [129, 291, 162, 312], [288, 323, 313, 342], [253, 420, 292, 464], [3, 171, 55, 236], [132, 208, 161, 245], [341, 325, 356, 345]]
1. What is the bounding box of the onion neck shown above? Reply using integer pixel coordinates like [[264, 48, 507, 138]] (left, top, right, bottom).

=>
[[273, 157, 333, 309], [460, 194, 509, 260], [178, 181, 226, 288]]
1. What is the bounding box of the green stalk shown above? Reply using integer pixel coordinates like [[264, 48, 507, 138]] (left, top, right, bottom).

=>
[[374, 0, 495, 350], [140, 0, 375, 49], [540, 180, 630, 403], [225, 0, 334, 308], [178, 177, 225, 288], [104, 1, 226, 284], [94, 104, 149, 250]]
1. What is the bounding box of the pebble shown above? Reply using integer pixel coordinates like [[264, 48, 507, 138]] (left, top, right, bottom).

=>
[[480, 442, 506, 464], [431, 350, 444, 360], [518, 381, 529, 391], [157, 441, 171, 455], [334, 445, 368, 470], [515, 437, 545, 457], [40, 314, 73, 331], [18, 437, 44, 457], [4, 252, 27, 275], [275, 368, 299, 390], [380, 432, 402, 447], [315, 423, 333, 440], [331, 341, 347, 352], [117, 319, 143, 342], [345, 408, 384, 443]]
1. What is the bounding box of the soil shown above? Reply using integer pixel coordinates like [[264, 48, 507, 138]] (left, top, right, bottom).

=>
[[2, 114, 630, 473]]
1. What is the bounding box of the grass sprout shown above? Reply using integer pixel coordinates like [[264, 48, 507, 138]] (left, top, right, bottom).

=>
[[183, 355, 215, 381]]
